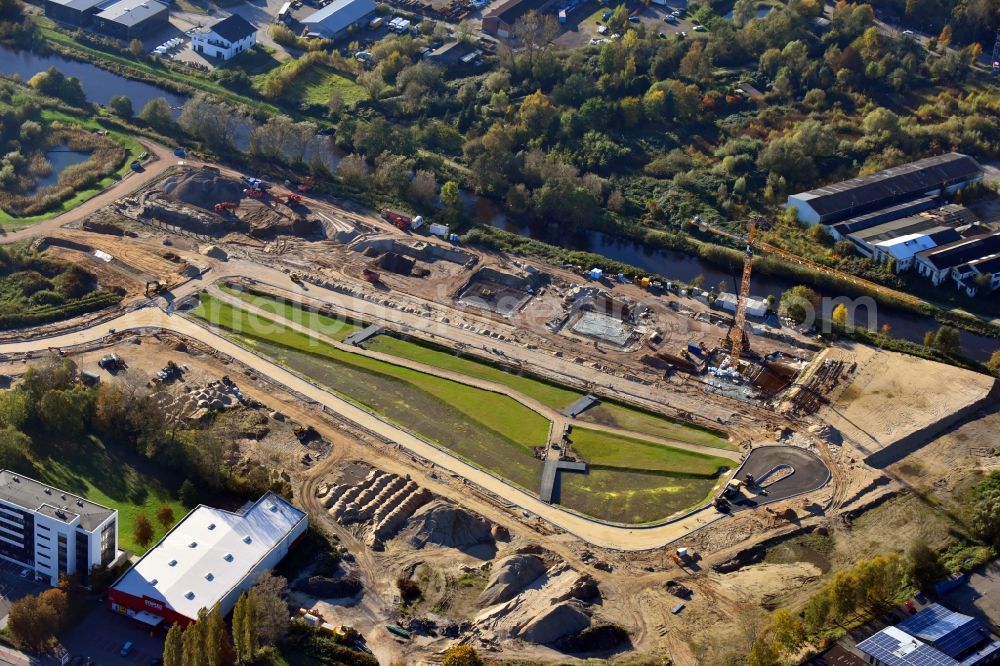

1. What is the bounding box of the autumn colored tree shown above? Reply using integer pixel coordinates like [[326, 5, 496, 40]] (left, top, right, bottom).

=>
[[157, 505, 176, 530], [134, 513, 154, 547]]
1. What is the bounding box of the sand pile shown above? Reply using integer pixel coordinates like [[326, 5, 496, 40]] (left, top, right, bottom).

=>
[[164, 170, 244, 211], [401, 500, 495, 550]]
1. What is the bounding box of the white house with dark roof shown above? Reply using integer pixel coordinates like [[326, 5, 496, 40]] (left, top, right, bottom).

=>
[[191, 14, 257, 61]]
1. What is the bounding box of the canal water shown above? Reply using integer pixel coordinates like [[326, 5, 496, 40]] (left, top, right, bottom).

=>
[[2, 46, 993, 360], [480, 212, 998, 361], [0, 44, 188, 111]]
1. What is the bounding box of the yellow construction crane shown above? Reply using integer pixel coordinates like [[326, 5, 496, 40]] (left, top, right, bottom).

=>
[[727, 215, 770, 364]]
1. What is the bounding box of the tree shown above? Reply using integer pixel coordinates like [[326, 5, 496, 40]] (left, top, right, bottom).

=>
[[441, 645, 484, 666], [179, 479, 197, 507], [181, 614, 206, 666], [988, 349, 1000, 371], [780, 285, 821, 325], [164, 623, 183, 666], [881, 323, 892, 338], [38, 388, 92, 438], [108, 94, 133, 118], [831, 303, 848, 327], [440, 180, 462, 224], [134, 513, 154, 548], [156, 504, 175, 530], [924, 330, 936, 347], [0, 390, 31, 429], [407, 169, 437, 206], [232, 590, 259, 664], [511, 10, 559, 69], [907, 541, 946, 590], [972, 471, 1000, 549], [204, 605, 231, 666], [7, 588, 68, 652], [128, 38, 144, 57], [0, 426, 30, 470], [518, 89, 558, 136], [252, 573, 290, 646], [337, 154, 370, 189], [932, 325, 961, 356], [139, 98, 176, 133], [770, 608, 805, 652]]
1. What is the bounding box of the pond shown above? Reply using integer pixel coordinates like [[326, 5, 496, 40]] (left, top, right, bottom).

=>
[[32, 148, 91, 191], [723, 5, 773, 20], [0, 45, 188, 113], [479, 213, 999, 361]]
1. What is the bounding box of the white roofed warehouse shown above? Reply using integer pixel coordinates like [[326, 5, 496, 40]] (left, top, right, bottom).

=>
[[107, 492, 307, 627]]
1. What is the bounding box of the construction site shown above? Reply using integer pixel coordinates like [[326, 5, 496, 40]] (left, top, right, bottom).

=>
[[1, 152, 998, 665]]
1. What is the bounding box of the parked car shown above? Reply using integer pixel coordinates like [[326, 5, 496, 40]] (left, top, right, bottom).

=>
[[19, 568, 29, 578], [628, 15, 641, 22], [120, 641, 133, 657]]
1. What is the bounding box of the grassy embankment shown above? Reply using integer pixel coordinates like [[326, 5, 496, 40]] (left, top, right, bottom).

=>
[[31, 436, 185, 554], [222, 284, 735, 449], [190, 293, 548, 491]]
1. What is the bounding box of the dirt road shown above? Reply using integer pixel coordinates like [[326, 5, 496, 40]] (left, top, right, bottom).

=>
[[0, 304, 739, 550], [0, 140, 179, 244]]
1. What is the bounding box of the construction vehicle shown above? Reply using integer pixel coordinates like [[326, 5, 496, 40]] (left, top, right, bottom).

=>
[[129, 161, 143, 172], [243, 187, 267, 200], [362, 268, 381, 284], [145, 280, 164, 296], [275, 193, 303, 207], [214, 201, 239, 213], [727, 215, 770, 364], [297, 176, 315, 193], [290, 272, 303, 282], [381, 209, 423, 231]]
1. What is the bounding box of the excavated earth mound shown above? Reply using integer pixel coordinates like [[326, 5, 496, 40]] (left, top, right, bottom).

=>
[[518, 601, 591, 644], [401, 500, 495, 549], [478, 554, 547, 607], [165, 170, 244, 211]]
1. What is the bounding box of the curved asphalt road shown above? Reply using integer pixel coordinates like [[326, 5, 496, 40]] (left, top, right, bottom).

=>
[[729, 445, 830, 510]]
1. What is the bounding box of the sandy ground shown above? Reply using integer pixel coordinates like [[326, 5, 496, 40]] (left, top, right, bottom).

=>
[[817, 343, 996, 456]]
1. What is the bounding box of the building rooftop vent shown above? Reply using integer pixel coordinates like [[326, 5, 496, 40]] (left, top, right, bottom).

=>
[[150, 578, 158, 586], [207, 523, 216, 530], [205, 572, 214, 581], [169, 559, 178, 567], [267, 503, 277, 512], [185, 591, 195, 600], [189, 541, 198, 548], [243, 536, 252, 544], [223, 553, 233, 562]]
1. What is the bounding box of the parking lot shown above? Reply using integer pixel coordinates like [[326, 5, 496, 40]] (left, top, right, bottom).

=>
[[554, 0, 698, 48], [61, 606, 166, 666], [943, 562, 1000, 632], [0, 560, 48, 627]]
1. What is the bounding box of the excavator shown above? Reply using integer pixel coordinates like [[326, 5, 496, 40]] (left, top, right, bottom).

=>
[[274, 192, 303, 207], [214, 201, 239, 213]]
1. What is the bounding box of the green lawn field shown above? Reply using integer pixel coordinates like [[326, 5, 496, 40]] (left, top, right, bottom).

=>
[[191, 294, 547, 490], [31, 437, 186, 555], [559, 428, 732, 523], [578, 403, 735, 450], [219, 285, 362, 342], [569, 427, 735, 475]]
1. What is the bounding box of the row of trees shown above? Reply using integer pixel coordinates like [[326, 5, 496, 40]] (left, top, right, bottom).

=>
[[162, 573, 290, 666]]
